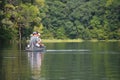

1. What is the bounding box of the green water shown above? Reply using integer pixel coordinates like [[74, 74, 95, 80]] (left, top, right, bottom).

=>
[[0, 41, 120, 80]]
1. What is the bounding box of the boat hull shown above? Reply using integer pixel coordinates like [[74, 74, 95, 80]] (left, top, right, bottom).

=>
[[25, 46, 46, 52]]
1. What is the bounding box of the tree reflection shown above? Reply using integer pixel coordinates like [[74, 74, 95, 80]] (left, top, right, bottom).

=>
[[27, 52, 44, 80]]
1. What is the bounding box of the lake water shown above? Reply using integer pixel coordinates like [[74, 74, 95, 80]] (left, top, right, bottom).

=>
[[0, 41, 120, 80]]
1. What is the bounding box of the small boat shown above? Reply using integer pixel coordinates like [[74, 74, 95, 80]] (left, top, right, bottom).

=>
[[25, 46, 46, 52]]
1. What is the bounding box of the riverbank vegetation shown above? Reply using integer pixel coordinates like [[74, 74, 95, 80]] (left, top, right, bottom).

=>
[[0, 0, 120, 42]]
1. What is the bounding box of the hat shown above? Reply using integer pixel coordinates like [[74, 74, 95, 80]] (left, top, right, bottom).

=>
[[33, 32, 38, 34]]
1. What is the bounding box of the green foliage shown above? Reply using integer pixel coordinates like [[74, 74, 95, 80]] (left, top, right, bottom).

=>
[[42, 27, 54, 39], [33, 24, 43, 33], [0, 25, 17, 41], [35, 0, 45, 6], [0, 0, 120, 41], [42, 0, 120, 40], [0, 0, 45, 41], [55, 27, 67, 39]]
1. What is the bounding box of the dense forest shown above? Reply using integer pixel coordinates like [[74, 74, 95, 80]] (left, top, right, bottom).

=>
[[0, 0, 120, 42]]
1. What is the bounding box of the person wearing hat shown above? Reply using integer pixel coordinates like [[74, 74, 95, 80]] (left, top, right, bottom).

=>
[[27, 32, 43, 48]]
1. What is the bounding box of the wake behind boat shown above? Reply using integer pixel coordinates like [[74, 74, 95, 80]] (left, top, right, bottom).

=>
[[46, 49, 90, 52]]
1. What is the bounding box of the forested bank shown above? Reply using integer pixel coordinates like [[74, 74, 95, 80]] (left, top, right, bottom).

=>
[[0, 0, 120, 42]]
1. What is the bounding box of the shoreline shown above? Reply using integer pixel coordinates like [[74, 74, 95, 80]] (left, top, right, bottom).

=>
[[42, 39, 120, 43]]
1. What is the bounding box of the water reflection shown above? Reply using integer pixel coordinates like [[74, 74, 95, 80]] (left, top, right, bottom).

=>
[[27, 52, 44, 80], [42, 53, 120, 80], [0, 42, 120, 80]]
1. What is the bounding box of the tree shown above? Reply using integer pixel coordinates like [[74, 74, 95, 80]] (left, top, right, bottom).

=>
[[0, 0, 45, 41]]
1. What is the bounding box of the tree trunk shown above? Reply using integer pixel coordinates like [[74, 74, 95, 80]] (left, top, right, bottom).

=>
[[19, 25, 21, 50]]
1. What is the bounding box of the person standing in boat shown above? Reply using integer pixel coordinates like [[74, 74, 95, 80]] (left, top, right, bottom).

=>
[[27, 32, 44, 49]]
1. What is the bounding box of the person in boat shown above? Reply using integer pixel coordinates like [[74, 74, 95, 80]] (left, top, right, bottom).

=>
[[27, 32, 44, 48], [36, 32, 44, 47]]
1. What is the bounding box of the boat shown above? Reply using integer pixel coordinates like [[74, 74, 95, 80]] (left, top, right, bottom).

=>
[[25, 46, 46, 52]]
